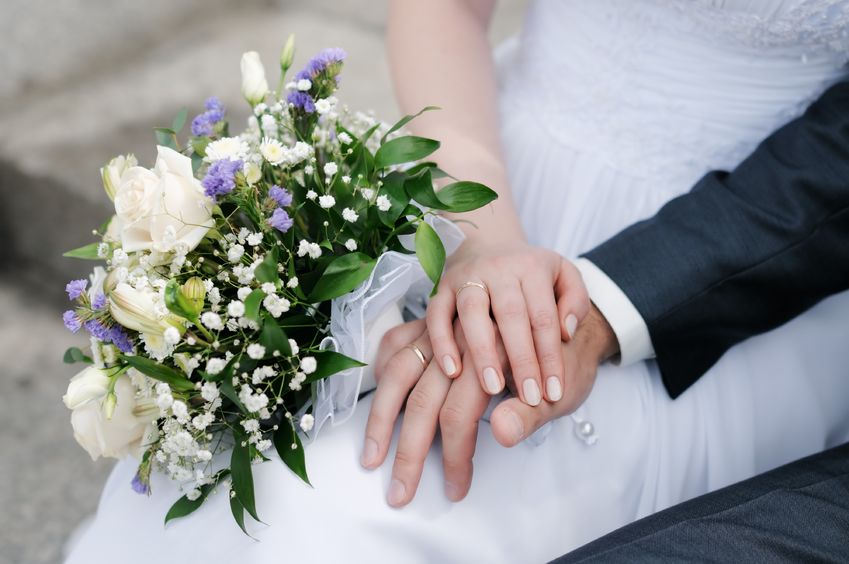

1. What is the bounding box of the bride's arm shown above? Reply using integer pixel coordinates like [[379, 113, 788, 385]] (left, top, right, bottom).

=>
[[387, 0, 589, 405]]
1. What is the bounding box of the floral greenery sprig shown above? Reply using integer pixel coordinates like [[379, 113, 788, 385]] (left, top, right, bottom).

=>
[[60, 36, 496, 534]]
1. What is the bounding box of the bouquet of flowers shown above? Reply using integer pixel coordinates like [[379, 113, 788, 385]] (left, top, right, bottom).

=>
[[60, 36, 495, 532]]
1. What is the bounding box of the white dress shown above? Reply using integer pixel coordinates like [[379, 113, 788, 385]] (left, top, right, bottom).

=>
[[66, 1, 849, 562]]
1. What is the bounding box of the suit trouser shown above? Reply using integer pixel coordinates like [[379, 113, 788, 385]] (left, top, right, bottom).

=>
[[554, 442, 849, 563]]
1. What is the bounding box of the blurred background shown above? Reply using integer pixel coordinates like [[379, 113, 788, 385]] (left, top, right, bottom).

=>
[[0, 1, 526, 562]]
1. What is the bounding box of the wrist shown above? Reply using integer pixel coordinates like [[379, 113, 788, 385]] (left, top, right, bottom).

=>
[[582, 304, 619, 364]]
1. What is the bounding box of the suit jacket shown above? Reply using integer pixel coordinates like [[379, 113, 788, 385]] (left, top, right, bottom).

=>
[[584, 79, 849, 398]]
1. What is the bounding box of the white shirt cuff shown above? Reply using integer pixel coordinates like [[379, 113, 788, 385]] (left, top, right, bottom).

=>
[[573, 258, 655, 365]]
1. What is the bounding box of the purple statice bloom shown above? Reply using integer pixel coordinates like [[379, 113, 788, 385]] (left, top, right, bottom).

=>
[[110, 325, 134, 353], [268, 208, 294, 233], [295, 48, 347, 81], [190, 97, 226, 136], [131, 473, 150, 495], [66, 279, 88, 301], [84, 319, 112, 342], [202, 158, 243, 200], [92, 293, 107, 310], [286, 90, 315, 113], [63, 310, 82, 333], [268, 185, 293, 207]]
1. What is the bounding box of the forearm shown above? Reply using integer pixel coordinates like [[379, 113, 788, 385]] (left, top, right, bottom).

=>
[[387, 0, 525, 245]]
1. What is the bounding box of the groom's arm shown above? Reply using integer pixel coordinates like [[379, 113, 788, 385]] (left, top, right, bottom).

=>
[[581, 79, 849, 398]]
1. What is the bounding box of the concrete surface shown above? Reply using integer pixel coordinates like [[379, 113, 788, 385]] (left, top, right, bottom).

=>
[[0, 1, 527, 563]]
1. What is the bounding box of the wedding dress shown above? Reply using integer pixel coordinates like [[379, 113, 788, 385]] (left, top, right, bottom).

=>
[[66, 1, 849, 562]]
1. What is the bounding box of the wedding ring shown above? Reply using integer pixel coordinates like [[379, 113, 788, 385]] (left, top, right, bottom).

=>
[[456, 281, 489, 299], [405, 344, 428, 369]]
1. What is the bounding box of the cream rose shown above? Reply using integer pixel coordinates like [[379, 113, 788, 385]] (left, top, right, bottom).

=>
[[113, 146, 214, 253], [101, 154, 137, 201], [241, 51, 269, 106], [63, 368, 156, 460]]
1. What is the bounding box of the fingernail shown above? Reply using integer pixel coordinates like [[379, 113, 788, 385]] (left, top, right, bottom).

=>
[[522, 379, 542, 406], [443, 355, 456, 376], [387, 479, 406, 507], [565, 314, 578, 339], [444, 481, 462, 501], [361, 438, 378, 468], [483, 367, 501, 394], [546, 376, 563, 401], [506, 409, 525, 443]]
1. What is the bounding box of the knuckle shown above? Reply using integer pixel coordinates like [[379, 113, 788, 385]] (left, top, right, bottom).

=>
[[495, 298, 525, 320], [529, 309, 557, 332], [405, 386, 435, 415], [470, 343, 494, 361], [457, 295, 487, 316], [439, 403, 469, 430], [511, 352, 539, 372], [537, 349, 563, 370], [393, 448, 423, 470]]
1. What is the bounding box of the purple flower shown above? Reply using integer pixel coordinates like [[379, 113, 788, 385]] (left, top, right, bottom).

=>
[[286, 91, 315, 113], [63, 310, 82, 333], [191, 97, 226, 137], [202, 158, 243, 200], [268, 208, 294, 233], [65, 279, 88, 301], [84, 319, 111, 342], [205, 96, 224, 113], [110, 325, 134, 353], [268, 185, 293, 207], [295, 48, 347, 81], [92, 293, 107, 310], [131, 473, 150, 495]]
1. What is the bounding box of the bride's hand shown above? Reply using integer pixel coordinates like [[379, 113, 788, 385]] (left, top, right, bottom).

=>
[[427, 241, 590, 405]]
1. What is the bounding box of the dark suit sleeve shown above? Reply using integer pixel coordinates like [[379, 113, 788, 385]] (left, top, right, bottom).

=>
[[583, 79, 849, 399]]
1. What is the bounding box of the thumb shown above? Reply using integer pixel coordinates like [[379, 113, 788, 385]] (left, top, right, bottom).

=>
[[555, 259, 590, 342], [490, 397, 557, 448]]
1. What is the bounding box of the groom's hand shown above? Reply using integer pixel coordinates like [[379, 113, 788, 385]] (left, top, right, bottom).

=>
[[490, 305, 618, 447]]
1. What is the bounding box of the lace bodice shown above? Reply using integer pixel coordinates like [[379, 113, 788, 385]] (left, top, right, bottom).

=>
[[499, 0, 849, 184]]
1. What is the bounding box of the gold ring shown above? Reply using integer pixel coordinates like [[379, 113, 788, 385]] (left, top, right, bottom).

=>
[[405, 343, 428, 369], [456, 281, 489, 300]]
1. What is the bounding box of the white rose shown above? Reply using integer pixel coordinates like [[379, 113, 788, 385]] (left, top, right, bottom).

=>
[[240, 51, 269, 106], [63, 366, 111, 410], [114, 146, 214, 253], [65, 370, 157, 460], [101, 154, 138, 201]]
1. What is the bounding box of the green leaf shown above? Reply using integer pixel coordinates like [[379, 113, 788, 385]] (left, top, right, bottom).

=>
[[171, 108, 188, 133], [415, 221, 446, 290], [63, 347, 92, 364], [435, 181, 498, 213], [274, 424, 311, 485], [121, 355, 194, 391], [306, 349, 367, 383], [243, 289, 265, 322], [154, 128, 178, 150], [307, 253, 376, 302], [164, 280, 198, 322], [404, 169, 445, 210], [63, 242, 101, 260], [229, 494, 252, 537], [377, 172, 409, 227], [259, 314, 291, 357], [374, 136, 440, 168], [231, 438, 260, 522], [219, 376, 249, 413], [357, 122, 382, 146], [164, 470, 229, 525], [381, 106, 440, 143], [407, 161, 453, 180], [254, 249, 279, 284]]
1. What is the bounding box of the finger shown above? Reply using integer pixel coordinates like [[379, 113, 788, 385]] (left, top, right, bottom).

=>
[[521, 273, 565, 402], [455, 280, 504, 396], [490, 396, 559, 448], [555, 259, 590, 342], [439, 351, 491, 502], [387, 361, 452, 507], [489, 280, 543, 406], [426, 283, 461, 378], [374, 319, 427, 381], [363, 333, 433, 470]]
